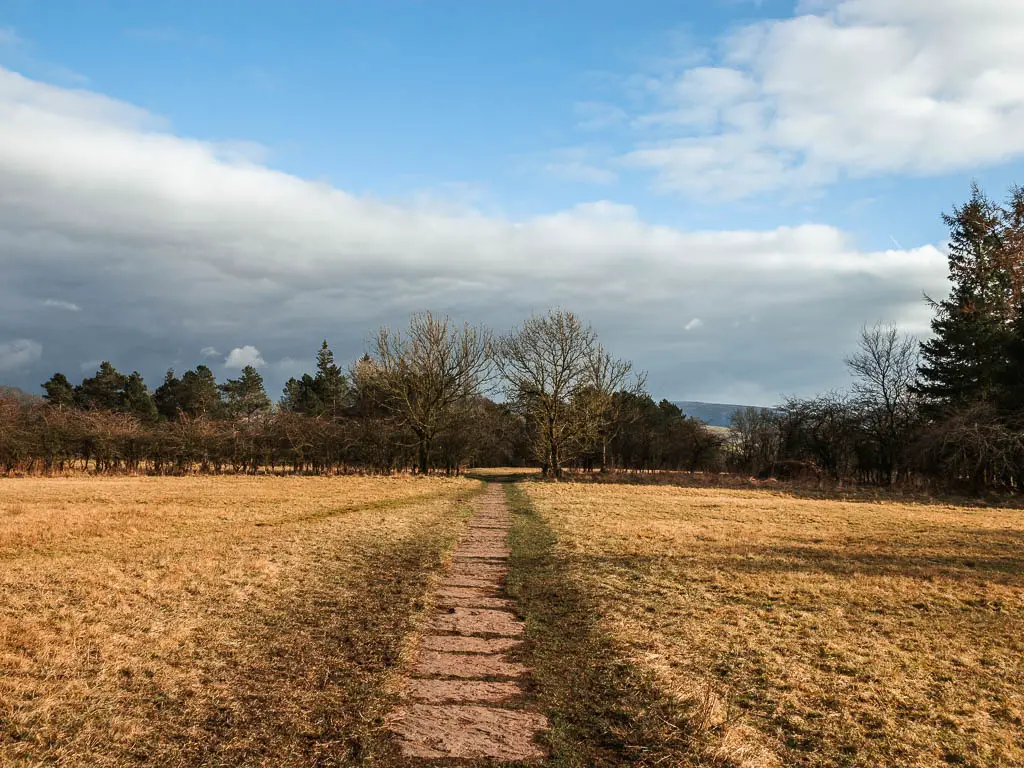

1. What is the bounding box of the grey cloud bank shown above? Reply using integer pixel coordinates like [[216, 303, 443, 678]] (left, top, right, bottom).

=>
[[0, 67, 947, 405]]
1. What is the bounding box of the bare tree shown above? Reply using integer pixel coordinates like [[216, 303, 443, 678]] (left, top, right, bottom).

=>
[[845, 322, 919, 483], [365, 311, 492, 474], [583, 348, 647, 472], [729, 406, 780, 476], [496, 310, 606, 477]]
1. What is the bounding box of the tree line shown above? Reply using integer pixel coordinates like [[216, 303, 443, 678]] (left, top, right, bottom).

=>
[[2, 310, 722, 477], [729, 184, 1024, 492], [4, 184, 1024, 491]]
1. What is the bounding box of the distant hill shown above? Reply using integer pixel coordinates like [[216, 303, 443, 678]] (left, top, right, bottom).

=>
[[672, 400, 762, 428], [0, 385, 42, 406]]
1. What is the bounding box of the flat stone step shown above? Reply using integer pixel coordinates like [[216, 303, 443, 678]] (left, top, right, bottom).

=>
[[437, 585, 500, 599], [437, 594, 513, 609], [392, 704, 547, 761], [450, 562, 508, 577], [430, 607, 524, 636], [407, 679, 522, 704], [421, 635, 522, 654], [413, 649, 527, 679], [452, 551, 512, 561], [461, 531, 509, 544], [442, 574, 505, 589]]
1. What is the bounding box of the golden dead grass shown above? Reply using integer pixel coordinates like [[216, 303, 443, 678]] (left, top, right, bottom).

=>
[[0, 475, 480, 767], [522, 482, 1024, 768]]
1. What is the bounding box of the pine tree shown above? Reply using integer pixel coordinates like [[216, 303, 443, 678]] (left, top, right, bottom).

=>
[[154, 369, 182, 420], [41, 373, 76, 408], [178, 365, 222, 417], [76, 362, 128, 411], [220, 365, 271, 418], [916, 185, 1016, 413], [314, 340, 349, 416], [121, 372, 159, 422], [281, 373, 322, 415], [278, 341, 349, 416]]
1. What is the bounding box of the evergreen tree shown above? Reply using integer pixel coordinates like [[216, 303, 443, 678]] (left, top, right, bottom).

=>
[[278, 341, 349, 416], [281, 373, 322, 415], [41, 373, 76, 408], [178, 365, 222, 417], [154, 369, 182, 420], [220, 365, 271, 418], [314, 340, 349, 416], [76, 362, 128, 410], [916, 185, 1015, 412], [122, 372, 159, 422], [997, 292, 1024, 417]]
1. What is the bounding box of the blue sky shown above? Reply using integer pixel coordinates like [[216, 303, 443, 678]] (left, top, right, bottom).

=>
[[9, 0, 1020, 241], [1, 1, 1023, 403]]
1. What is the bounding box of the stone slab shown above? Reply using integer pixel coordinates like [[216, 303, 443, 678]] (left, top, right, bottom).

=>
[[421, 635, 522, 654], [392, 704, 547, 760], [450, 562, 508, 577], [453, 547, 512, 559], [441, 574, 505, 589], [413, 650, 527, 679], [407, 679, 522, 704], [437, 595, 513, 609], [430, 607, 524, 636]]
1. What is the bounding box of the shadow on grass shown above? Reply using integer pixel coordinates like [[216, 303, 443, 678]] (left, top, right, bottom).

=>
[[554, 470, 1024, 511], [710, 533, 1024, 583], [504, 484, 704, 768]]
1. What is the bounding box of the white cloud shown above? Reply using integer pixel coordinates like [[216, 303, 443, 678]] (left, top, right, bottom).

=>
[[42, 299, 81, 312], [0, 339, 42, 371], [0, 66, 949, 403], [684, 318, 704, 331], [543, 146, 618, 185], [617, 0, 1024, 198], [224, 346, 266, 369], [200, 346, 220, 358]]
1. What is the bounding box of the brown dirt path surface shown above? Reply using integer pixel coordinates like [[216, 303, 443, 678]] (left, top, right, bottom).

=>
[[390, 484, 548, 762]]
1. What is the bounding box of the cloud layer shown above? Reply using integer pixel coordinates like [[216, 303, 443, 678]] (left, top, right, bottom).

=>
[[0, 66, 948, 404], [615, 0, 1024, 198]]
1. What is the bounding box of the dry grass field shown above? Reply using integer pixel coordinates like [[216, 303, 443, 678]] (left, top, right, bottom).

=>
[[515, 483, 1024, 768], [0, 475, 481, 767]]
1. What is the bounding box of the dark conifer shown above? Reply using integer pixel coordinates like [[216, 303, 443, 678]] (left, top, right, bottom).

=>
[[916, 184, 1013, 412], [41, 372, 75, 408]]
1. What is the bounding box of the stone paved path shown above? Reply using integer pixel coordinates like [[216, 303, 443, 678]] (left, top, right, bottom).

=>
[[390, 484, 548, 762]]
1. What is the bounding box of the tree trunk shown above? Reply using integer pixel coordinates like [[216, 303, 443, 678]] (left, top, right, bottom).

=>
[[418, 438, 429, 475], [600, 436, 609, 473]]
